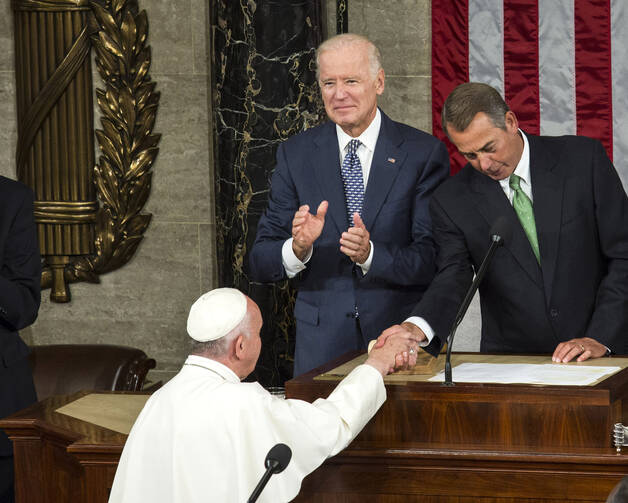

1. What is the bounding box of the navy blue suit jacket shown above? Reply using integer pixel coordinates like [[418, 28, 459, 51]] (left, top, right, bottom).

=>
[[250, 112, 449, 375], [414, 135, 628, 356], [0, 176, 40, 456]]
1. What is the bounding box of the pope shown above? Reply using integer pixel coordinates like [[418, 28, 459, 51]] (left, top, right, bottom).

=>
[[109, 288, 417, 503]]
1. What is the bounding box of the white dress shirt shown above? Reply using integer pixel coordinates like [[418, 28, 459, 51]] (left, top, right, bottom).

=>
[[281, 109, 382, 277]]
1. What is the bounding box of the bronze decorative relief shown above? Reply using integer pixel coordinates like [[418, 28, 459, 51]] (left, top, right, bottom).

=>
[[12, 0, 160, 302]]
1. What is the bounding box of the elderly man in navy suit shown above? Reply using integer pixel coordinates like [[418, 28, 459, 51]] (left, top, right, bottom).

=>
[[250, 34, 449, 376], [0, 176, 41, 503], [378, 82, 628, 364]]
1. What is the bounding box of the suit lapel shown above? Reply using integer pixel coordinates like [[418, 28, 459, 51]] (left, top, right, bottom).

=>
[[362, 114, 406, 229], [470, 170, 544, 289], [528, 135, 563, 305], [312, 123, 347, 235]]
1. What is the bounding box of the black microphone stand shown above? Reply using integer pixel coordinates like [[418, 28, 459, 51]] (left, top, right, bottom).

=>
[[248, 443, 292, 503], [443, 233, 503, 386], [248, 462, 279, 503]]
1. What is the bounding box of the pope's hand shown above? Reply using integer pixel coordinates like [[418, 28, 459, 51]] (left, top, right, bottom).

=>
[[374, 322, 427, 370], [366, 333, 417, 376]]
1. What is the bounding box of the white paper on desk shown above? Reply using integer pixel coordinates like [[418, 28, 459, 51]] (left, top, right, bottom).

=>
[[428, 363, 621, 385]]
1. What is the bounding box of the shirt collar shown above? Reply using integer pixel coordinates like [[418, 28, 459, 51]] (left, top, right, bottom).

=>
[[336, 107, 381, 154], [184, 355, 241, 383], [500, 129, 531, 190]]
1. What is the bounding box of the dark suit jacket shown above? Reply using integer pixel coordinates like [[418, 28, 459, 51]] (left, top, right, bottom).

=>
[[414, 134, 628, 356], [250, 111, 449, 375], [0, 176, 41, 456]]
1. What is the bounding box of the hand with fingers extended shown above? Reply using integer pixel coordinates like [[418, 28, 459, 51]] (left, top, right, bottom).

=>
[[339, 212, 371, 264], [291, 201, 328, 261], [552, 337, 608, 363], [374, 322, 427, 371]]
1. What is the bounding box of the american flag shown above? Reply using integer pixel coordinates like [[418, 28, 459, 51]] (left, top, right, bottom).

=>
[[431, 0, 628, 190]]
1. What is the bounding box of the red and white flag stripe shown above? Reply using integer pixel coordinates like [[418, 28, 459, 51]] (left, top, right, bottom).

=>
[[432, 0, 628, 190]]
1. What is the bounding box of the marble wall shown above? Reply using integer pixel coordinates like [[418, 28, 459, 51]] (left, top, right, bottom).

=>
[[0, 0, 216, 383], [325, 0, 433, 133], [213, 0, 326, 385]]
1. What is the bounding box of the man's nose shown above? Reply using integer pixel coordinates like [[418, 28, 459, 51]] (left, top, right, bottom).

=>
[[334, 84, 347, 99], [478, 154, 492, 172]]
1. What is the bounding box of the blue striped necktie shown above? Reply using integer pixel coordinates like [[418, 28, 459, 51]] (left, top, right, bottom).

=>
[[340, 139, 365, 227]]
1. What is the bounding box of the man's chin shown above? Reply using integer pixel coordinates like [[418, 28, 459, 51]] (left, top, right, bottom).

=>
[[489, 172, 508, 181], [485, 167, 510, 181], [330, 115, 355, 126]]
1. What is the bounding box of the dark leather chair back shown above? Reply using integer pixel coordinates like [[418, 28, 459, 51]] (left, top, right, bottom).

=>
[[28, 344, 156, 401]]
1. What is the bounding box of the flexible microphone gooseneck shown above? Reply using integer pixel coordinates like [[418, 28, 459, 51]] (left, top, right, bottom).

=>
[[443, 217, 511, 386], [247, 443, 292, 503]]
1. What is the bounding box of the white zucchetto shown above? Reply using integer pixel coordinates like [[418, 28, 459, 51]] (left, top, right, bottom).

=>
[[187, 288, 247, 342]]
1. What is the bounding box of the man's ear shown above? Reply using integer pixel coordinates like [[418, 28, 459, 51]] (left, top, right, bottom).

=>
[[375, 68, 385, 95], [504, 110, 519, 133], [234, 334, 246, 360]]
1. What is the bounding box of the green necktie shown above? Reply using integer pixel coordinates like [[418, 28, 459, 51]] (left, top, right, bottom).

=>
[[509, 174, 540, 263]]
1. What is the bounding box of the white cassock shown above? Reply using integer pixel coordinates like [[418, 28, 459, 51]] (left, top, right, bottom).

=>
[[108, 355, 385, 503]]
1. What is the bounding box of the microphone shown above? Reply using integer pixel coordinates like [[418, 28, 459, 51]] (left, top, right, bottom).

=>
[[247, 443, 292, 503], [443, 216, 511, 386]]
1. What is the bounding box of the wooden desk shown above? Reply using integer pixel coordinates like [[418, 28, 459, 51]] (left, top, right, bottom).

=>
[[3, 354, 628, 503], [0, 392, 135, 503], [287, 352, 628, 502]]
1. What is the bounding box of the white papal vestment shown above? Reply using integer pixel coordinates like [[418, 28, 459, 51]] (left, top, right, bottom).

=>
[[109, 355, 385, 502]]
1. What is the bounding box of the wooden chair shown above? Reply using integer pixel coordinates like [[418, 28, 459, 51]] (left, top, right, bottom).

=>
[[28, 344, 157, 401]]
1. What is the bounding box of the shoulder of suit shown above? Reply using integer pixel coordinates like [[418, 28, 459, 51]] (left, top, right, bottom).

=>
[[528, 133, 600, 153], [433, 134, 603, 201], [0, 175, 32, 200], [281, 114, 446, 149], [383, 113, 445, 147], [282, 120, 334, 148], [432, 164, 476, 200]]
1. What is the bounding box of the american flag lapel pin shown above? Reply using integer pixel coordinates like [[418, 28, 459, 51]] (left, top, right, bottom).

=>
[[387, 157, 396, 163]]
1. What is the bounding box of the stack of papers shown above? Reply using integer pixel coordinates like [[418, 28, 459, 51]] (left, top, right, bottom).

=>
[[428, 363, 621, 386]]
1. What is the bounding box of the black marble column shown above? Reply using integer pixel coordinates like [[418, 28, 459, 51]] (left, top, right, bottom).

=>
[[337, 0, 348, 33], [212, 0, 325, 386]]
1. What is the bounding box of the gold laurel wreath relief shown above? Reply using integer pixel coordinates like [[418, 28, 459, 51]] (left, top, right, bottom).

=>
[[40, 0, 160, 289]]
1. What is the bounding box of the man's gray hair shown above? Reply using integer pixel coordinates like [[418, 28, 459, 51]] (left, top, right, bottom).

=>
[[190, 308, 250, 358], [316, 33, 382, 80], [441, 82, 510, 137]]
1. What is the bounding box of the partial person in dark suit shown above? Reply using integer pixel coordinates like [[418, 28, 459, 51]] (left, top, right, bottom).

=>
[[0, 176, 41, 503], [378, 82, 628, 364], [250, 34, 449, 376]]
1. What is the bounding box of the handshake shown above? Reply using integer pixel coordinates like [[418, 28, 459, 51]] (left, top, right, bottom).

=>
[[364, 323, 426, 376]]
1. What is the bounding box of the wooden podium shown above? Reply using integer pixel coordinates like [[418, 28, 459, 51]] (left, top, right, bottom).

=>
[[2, 354, 628, 503], [286, 352, 628, 502], [0, 392, 143, 503]]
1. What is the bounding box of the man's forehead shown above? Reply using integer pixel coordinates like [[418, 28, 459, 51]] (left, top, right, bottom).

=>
[[449, 113, 500, 152], [320, 44, 368, 65], [451, 131, 498, 155]]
